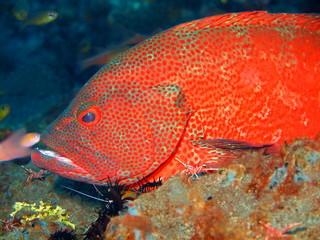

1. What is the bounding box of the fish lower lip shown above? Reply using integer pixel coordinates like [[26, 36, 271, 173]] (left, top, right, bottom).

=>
[[35, 148, 75, 165], [36, 148, 75, 165], [31, 147, 93, 182]]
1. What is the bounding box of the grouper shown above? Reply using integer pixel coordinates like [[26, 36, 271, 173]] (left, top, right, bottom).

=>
[[32, 11, 320, 185]]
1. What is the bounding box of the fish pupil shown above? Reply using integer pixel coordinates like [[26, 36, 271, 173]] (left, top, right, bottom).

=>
[[82, 112, 96, 122]]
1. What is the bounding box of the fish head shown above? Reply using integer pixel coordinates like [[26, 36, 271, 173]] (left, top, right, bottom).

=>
[[32, 64, 192, 185]]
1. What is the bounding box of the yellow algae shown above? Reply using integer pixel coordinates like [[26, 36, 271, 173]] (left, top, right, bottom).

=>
[[9, 201, 75, 229]]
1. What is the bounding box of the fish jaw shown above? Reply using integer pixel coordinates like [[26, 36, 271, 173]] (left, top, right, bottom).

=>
[[31, 148, 101, 184], [31, 126, 121, 185]]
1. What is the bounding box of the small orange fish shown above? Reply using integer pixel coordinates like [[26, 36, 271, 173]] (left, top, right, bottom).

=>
[[32, 12, 320, 186], [80, 46, 130, 70], [0, 129, 39, 162], [20, 132, 40, 148], [122, 34, 149, 45], [80, 34, 149, 70]]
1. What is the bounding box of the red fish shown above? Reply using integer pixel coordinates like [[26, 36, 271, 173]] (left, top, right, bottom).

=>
[[32, 11, 320, 185]]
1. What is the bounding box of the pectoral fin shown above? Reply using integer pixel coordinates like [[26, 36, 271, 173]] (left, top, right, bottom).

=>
[[193, 139, 275, 151], [191, 138, 277, 168]]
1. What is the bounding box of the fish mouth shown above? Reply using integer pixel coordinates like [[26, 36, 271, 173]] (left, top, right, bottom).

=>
[[31, 146, 98, 183], [31, 128, 117, 185], [31, 126, 120, 185], [32, 148, 82, 170]]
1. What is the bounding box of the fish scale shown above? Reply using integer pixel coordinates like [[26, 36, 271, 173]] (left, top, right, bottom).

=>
[[32, 11, 320, 185]]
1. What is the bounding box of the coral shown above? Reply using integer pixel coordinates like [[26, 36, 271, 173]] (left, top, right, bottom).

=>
[[9, 201, 75, 229], [106, 212, 154, 240], [103, 137, 320, 239]]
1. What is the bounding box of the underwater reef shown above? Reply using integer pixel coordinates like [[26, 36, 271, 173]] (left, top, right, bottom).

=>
[[104, 137, 320, 239], [1, 135, 320, 239]]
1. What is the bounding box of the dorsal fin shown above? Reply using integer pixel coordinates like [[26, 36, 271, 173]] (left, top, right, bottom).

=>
[[172, 11, 320, 33]]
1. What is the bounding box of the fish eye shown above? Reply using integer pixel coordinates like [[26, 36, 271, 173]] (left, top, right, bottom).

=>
[[78, 106, 101, 127], [82, 112, 95, 122], [48, 12, 57, 18]]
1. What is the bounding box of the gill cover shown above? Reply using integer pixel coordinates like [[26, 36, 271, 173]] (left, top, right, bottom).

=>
[[102, 83, 193, 183]]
